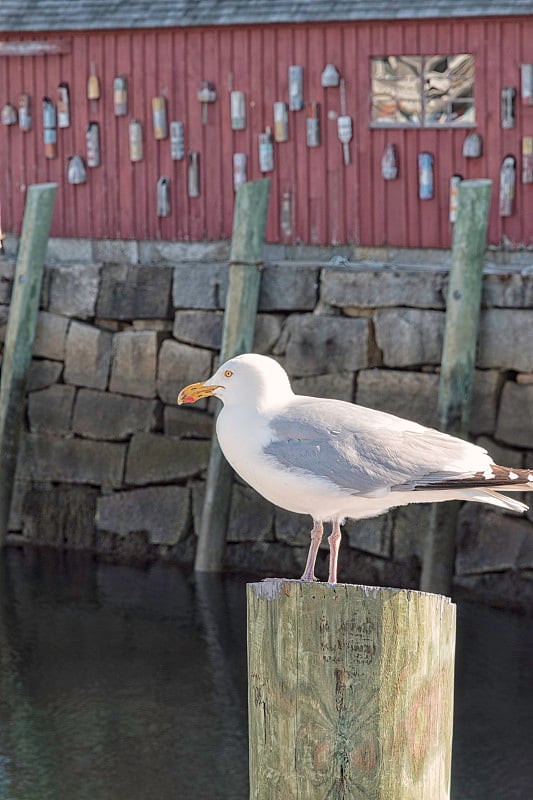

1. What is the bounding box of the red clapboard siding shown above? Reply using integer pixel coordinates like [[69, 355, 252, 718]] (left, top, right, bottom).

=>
[[0, 17, 532, 248]]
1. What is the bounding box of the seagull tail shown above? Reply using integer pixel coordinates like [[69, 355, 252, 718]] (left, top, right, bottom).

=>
[[410, 464, 532, 514], [460, 488, 529, 514]]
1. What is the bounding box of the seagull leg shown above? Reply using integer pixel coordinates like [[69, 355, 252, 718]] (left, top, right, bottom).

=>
[[300, 519, 323, 582], [327, 518, 342, 584]]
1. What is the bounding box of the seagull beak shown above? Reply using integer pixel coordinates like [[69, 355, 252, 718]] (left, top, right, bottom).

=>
[[177, 381, 222, 405]]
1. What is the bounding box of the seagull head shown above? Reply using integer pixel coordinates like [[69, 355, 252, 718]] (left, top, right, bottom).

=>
[[177, 353, 293, 409]]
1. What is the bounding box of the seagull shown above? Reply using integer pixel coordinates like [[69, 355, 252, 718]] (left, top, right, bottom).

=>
[[178, 353, 532, 584]]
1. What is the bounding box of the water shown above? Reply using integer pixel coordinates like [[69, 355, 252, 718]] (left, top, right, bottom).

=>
[[0, 548, 531, 800]]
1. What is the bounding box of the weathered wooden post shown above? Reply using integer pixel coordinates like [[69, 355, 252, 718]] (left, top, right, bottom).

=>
[[194, 178, 271, 572], [0, 183, 57, 547], [421, 178, 492, 595], [248, 581, 456, 799]]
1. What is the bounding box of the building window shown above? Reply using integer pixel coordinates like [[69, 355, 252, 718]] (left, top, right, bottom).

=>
[[370, 54, 475, 128]]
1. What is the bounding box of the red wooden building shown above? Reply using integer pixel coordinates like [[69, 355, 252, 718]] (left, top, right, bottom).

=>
[[1, 1, 532, 248]]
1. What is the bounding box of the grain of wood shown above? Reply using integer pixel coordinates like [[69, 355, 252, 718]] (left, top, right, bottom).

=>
[[248, 581, 455, 800]]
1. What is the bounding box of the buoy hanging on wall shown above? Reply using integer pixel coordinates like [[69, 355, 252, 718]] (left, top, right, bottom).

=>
[[86, 122, 100, 167], [321, 64, 340, 88], [449, 175, 462, 223], [170, 121, 185, 160], [67, 155, 87, 184], [57, 82, 70, 128], [42, 97, 57, 158], [418, 152, 434, 200], [233, 153, 247, 192], [522, 137, 533, 184], [113, 76, 128, 116], [230, 91, 246, 130], [337, 115, 352, 166], [463, 133, 482, 158], [157, 177, 171, 217], [129, 119, 143, 162], [306, 103, 320, 147], [197, 81, 216, 125], [1, 103, 17, 125], [18, 94, 31, 131], [501, 87, 516, 129], [499, 155, 516, 217], [152, 97, 168, 140], [288, 65, 304, 111], [87, 72, 101, 101], [188, 152, 200, 197], [273, 102, 288, 143], [382, 143, 398, 179], [520, 64, 533, 106], [259, 129, 274, 173]]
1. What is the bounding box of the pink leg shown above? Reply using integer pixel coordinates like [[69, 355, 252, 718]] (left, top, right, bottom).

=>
[[327, 519, 342, 584], [300, 520, 323, 582]]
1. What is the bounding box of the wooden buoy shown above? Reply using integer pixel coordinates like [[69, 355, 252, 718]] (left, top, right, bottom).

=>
[[248, 581, 456, 800]]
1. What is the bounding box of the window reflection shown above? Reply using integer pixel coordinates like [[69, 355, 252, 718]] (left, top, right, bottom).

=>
[[371, 55, 475, 127]]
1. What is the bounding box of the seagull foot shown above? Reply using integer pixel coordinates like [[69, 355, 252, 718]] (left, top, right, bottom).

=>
[[299, 572, 319, 583], [261, 576, 320, 583]]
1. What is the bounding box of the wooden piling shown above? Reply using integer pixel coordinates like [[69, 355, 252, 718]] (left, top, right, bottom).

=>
[[433, 179, 492, 439], [194, 178, 270, 573], [0, 183, 57, 546], [247, 581, 456, 800], [421, 178, 492, 595]]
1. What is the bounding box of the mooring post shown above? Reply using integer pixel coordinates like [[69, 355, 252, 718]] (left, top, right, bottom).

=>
[[0, 183, 57, 547], [248, 581, 456, 799], [194, 178, 271, 573], [420, 179, 492, 596]]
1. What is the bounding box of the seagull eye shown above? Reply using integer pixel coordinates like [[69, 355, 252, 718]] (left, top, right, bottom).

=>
[[224, 370, 233, 378]]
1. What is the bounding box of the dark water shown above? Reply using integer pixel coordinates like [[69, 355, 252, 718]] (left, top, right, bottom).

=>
[[0, 549, 531, 800]]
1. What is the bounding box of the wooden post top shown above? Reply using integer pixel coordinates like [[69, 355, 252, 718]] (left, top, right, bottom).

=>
[[247, 579, 456, 799], [248, 579, 455, 603]]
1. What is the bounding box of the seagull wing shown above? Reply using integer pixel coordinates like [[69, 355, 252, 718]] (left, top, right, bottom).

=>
[[264, 397, 491, 497]]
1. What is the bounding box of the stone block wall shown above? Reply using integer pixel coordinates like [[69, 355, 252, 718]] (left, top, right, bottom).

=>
[[1, 251, 532, 610]]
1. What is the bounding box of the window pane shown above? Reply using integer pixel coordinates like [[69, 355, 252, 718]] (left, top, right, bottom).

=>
[[423, 54, 475, 125], [370, 54, 475, 128], [449, 100, 476, 125], [371, 56, 422, 125]]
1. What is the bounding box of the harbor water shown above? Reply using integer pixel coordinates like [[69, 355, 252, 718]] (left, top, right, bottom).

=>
[[0, 548, 531, 800]]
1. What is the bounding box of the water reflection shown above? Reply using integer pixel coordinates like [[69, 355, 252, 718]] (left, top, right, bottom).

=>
[[0, 548, 532, 800], [453, 602, 533, 800], [0, 550, 248, 800]]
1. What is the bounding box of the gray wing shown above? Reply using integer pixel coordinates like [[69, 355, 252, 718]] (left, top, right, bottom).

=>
[[264, 398, 488, 495]]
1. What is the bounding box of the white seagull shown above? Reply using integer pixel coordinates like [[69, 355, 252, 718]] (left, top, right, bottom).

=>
[[178, 353, 532, 584]]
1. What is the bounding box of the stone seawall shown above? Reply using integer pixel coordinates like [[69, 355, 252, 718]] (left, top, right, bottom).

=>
[[1, 250, 532, 610]]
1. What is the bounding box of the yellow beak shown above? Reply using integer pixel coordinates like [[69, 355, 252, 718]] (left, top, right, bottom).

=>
[[177, 381, 222, 405]]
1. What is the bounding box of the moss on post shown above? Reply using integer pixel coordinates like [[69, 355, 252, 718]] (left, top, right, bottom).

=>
[[437, 179, 492, 438], [194, 178, 270, 573], [248, 581, 456, 800], [0, 183, 57, 546], [421, 178, 492, 596]]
